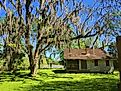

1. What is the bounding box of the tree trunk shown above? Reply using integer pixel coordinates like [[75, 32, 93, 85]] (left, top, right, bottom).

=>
[[7, 48, 13, 71], [25, 0, 33, 76], [28, 50, 39, 76], [29, 57, 38, 76], [116, 36, 121, 91], [7, 55, 12, 71], [38, 55, 42, 69], [38, 59, 41, 69]]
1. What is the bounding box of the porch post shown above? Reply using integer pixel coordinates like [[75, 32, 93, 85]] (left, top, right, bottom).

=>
[[116, 36, 121, 90]]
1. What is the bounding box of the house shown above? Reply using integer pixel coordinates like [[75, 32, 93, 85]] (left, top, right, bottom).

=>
[[64, 48, 114, 73]]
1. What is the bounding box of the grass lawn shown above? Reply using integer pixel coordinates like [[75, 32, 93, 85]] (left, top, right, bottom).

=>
[[0, 69, 119, 91]]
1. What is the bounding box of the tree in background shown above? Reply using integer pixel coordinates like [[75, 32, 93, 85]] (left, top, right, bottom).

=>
[[0, 16, 26, 71]]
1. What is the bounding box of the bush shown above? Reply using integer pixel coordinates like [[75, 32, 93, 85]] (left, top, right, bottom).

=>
[[17, 57, 29, 70]]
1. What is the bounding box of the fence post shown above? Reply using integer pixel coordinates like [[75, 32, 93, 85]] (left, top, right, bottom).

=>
[[116, 36, 121, 91]]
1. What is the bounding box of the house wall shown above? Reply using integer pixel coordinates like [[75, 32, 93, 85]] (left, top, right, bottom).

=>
[[79, 60, 114, 72], [65, 59, 114, 72]]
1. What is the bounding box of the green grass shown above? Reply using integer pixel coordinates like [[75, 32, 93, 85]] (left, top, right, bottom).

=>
[[0, 69, 119, 91]]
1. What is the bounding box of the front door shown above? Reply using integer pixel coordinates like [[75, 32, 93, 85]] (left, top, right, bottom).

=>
[[81, 60, 87, 69]]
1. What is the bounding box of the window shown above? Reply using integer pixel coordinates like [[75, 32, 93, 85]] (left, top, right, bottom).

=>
[[94, 60, 98, 66], [106, 60, 109, 66]]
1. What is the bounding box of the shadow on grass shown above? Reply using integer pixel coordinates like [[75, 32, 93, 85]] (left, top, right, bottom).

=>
[[21, 78, 118, 91], [37, 72, 73, 79], [0, 71, 32, 82], [0, 69, 112, 82], [53, 69, 111, 74]]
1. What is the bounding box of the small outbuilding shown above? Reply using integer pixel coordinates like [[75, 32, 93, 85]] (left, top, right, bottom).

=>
[[64, 48, 114, 73]]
